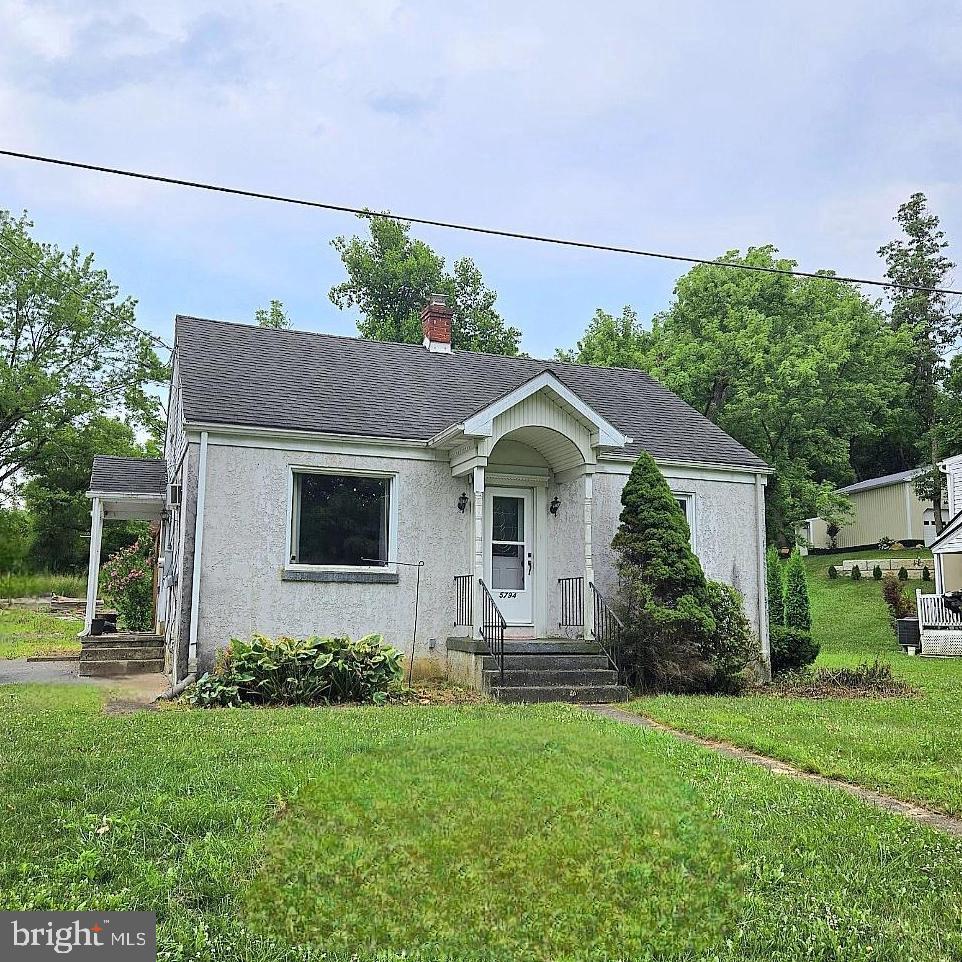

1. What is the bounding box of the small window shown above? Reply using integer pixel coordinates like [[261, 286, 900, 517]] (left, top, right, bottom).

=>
[[673, 492, 696, 551], [291, 471, 391, 566]]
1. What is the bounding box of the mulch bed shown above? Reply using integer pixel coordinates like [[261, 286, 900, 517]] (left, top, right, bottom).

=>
[[387, 681, 488, 706]]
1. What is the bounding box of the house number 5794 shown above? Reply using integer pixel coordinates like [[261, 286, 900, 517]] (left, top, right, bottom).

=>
[[499, 591, 518, 599]]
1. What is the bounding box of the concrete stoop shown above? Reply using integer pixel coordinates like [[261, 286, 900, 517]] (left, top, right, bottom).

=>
[[446, 638, 628, 704], [79, 633, 166, 677]]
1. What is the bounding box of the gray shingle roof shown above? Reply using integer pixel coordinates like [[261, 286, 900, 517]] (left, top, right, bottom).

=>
[[89, 456, 167, 495], [837, 467, 924, 495], [175, 315, 769, 472]]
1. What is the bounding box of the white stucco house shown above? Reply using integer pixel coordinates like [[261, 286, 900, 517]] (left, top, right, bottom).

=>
[[83, 297, 772, 700]]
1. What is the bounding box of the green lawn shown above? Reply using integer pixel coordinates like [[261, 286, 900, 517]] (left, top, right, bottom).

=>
[[3, 685, 962, 960], [0, 571, 86, 599], [0, 608, 82, 659], [631, 546, 962, 815]]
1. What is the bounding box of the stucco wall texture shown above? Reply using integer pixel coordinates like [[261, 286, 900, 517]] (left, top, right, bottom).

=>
[[193, 441, 764, 676]]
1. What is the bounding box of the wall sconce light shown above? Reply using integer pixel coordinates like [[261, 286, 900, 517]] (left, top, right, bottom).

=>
[[457, 492, 469, 513], [549, 496, 561, 516]]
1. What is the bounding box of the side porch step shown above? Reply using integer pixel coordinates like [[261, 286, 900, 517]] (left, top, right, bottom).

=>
[[80, 633, 167, 676]]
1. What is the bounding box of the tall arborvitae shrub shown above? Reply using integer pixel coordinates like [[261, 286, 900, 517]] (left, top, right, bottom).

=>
[[613, 452, 751, 692], [766, 547, 785, 628], [784, 549, 812, 632]]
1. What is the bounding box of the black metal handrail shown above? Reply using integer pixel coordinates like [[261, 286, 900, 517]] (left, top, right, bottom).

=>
[[558, 576, 584, 628], [590, 582, 624, 682], [479, 578, 506, 683], [454, 574, 473, 627]]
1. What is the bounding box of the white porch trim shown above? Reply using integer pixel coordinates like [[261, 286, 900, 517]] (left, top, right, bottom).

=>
[[82, 497, 104, 635], [583, 471, 595, 639], [472, 464, 485, 640]]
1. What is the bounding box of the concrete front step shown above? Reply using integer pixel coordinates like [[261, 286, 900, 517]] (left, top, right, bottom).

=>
[[81, 645, 165, 662], [79, 659, 166, 677], [484, 668, 619, 687], [447, 637, 604, 656], [489, 684, 629, 704], [480, 653, 612, 672]]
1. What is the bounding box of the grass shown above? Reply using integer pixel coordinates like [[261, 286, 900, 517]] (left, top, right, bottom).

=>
[[0, 608, 82, 659], [0, 571, 85, 599], [2, 686, 962, 960], [631, 546, 962, 815]]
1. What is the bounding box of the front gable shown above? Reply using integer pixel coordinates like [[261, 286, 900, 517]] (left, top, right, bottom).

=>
[[428, 370, 632, 478]]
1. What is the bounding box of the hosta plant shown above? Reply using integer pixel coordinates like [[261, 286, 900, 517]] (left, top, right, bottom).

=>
[[186, 633, 403, 707]]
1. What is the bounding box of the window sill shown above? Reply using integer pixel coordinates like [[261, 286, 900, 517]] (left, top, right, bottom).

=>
[[281, 567, 399, 584]]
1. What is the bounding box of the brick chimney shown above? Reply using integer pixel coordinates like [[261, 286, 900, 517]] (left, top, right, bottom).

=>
[[421, 293, 453, 353]]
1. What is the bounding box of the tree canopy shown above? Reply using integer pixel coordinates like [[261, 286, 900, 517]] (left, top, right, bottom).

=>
[[329, 214, 522, 355], [565, 246, 912, 541], [0, 210, 166, 494], [255, 299, 291, 329], [877, 193, 960, 530]]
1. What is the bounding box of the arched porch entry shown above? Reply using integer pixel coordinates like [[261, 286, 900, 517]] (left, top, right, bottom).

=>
[[429, 370, 631, 640]]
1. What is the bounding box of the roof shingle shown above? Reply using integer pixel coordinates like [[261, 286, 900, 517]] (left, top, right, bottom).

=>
[[89, 456, 167, 495], [174, 315, 769, 473]]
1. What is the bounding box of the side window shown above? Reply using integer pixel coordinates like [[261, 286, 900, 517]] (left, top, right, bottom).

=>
[[673, 492, 696, 550]]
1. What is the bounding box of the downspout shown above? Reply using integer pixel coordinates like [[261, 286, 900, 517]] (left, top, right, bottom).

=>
[[187, 430, 209, 672], [755, 473, 771, 681]]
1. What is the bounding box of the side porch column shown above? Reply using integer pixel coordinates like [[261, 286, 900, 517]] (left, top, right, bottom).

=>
[[83, 497, 104, 635], [472, 465, 485, 640], [935, 551, 945, 595], [583, 471, 595, 640]]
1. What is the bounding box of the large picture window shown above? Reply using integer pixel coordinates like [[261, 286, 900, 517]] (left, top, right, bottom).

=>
[[291, 471, 391, 567]]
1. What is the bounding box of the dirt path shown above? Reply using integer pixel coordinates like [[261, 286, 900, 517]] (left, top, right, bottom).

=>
[[585, 704, 962, 837]]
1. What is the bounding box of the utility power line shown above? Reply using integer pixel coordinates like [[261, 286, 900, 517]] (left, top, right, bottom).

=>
[[0, 233, 173, 351], [3, 147, 960, 297]]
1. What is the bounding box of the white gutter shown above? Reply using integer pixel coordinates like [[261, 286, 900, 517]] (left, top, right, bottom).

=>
[[187, 430, 209, 669]]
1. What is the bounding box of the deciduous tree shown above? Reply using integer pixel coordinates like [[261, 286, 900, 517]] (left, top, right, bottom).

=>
[[879, 193, 960, 532], [330, 214, 521, 355], [563, 246, 911, 542], [0, 211, 165, 493], [255, 299, 291, 329]]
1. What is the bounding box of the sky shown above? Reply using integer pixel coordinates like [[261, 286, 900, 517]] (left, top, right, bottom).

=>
[[2, 0, 961, 360]]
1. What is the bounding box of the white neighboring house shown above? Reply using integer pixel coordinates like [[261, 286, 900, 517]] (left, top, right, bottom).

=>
[[83, 298, 773, 699], [918, 454, 962, 655]]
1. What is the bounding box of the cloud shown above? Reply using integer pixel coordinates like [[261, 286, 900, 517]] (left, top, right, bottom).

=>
[[0, 0, 960, 357]]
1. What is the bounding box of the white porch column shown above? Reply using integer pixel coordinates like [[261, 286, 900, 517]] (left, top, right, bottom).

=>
[[472, 465, 485, 639], [583, 471, 595, 639], [935, 552, 945, 595], [83, 497, 104, 635]]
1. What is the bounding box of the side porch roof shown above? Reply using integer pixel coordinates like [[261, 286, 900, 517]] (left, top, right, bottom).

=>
[[88, 456, 167, 521]]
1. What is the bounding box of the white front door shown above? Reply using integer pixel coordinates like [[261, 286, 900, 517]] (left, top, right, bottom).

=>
[[485, 487, 534, 626]]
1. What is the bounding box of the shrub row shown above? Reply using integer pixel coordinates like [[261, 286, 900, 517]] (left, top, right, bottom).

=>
[[767, 548, 818, 675]]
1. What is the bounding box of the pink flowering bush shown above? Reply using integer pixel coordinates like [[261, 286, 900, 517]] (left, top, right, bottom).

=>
[[100, 541, 153, 631]]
